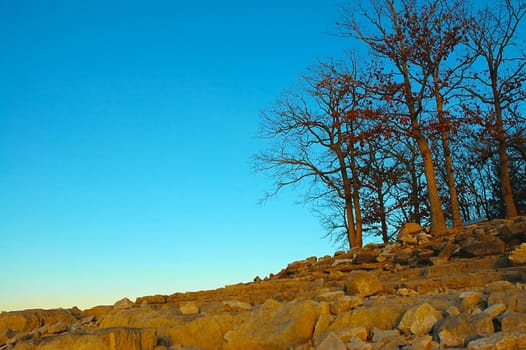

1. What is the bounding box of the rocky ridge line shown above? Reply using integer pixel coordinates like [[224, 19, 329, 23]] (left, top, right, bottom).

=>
[[1, 217, 526, 349]]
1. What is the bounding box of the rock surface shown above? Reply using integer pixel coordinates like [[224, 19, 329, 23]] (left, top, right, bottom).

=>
[[1, 217, 526, 349]]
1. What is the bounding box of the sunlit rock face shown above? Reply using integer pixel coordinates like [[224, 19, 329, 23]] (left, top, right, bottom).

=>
[[2, 217, 526, 349]]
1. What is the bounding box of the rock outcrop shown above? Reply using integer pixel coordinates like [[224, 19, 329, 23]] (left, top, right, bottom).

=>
[[1, 216, 526, 349]]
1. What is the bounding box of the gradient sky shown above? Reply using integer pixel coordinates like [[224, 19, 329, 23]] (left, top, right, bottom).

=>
[[0, 1, 352, 311]]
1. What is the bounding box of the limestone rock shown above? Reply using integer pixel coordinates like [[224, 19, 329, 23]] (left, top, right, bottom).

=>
[[434, 311, 494, 347], [316, 332, 346, 350], [344, 271, 383, 297], [330, 304, 406, 332], [222, 300, 252, 312], [329, 295, 363, 314], [316, 291, 344, 302], [179, 302, 199, 315], [409, 334, 433, 350], [13, 327, 156, 350], [459, 291, 483, 312], [501, 311, 526, 332], [466, 331, 526, 350], [459, 237, 506, 257], [397, 223, 423, 243], [397, 303, 443, 335], [113, 297, 134, 310], [347, 337, 373, 350], [509, 243, 526, 265], [0, 309, 76, 334], [223, 300, 319, 350]]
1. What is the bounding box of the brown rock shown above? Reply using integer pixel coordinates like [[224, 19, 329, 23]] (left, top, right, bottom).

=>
[[398, 223, 423, 243], [459, 237, 506, 257], [329, 295, 363, 314], [223, 300, 319, 350], [466, 331, 526, 350], [315, 291, 345, 302], [501, 311, 526, 332], [397, 303, 443, 335], [409, 334, 433, 350], [113, 297, 134, 310], [509, 243, 526, 265], [434, 311, 494, 347], [135, 295, 167, 305], [330, 304, 406, 332], [165, 313, 234, 350], [0, 309, 76, 334], [179, 302, 199, 315], [316, 332, 346, 350], [14, 327, 156, 350], [344, 271, 383, 297]]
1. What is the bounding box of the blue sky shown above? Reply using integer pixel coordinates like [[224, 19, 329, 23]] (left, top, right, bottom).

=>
[[0, 1, 349, 311]]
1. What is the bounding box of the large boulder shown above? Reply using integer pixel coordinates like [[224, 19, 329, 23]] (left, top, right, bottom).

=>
[[344, 271, 383, 297], [0, 309, 77, 334], [330, 304, 406, 332], [397, 303, 443, 335], [223, 299, 319, 350], [508, 243, 526, 265], [12, 327, 156, 350]]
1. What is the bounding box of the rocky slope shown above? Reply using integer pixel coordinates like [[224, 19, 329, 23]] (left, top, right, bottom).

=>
[[1, 217, 526, 350]]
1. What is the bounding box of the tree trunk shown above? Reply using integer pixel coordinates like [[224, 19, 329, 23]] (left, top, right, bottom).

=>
[[401, 58, 447, 235], [413, 129, 448, 234], [433, 73, 462, 227], [489, 63, 518, 218], [349, 145, 363, 248], [495, 103, 518, 218]]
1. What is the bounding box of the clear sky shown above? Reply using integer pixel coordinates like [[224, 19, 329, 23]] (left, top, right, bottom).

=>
[[0, 1, 350, 311]]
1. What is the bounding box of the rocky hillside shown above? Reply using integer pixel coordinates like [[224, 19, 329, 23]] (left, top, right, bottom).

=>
[[2, 217, 526, 350]]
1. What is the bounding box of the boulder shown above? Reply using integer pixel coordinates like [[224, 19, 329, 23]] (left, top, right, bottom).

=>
[[466, 331, 526, 350], [459, 237, 506, 257], [223, 300, 319, 350], [113, 298, 134, 310], [501, 311, 526, 332], [330, 304, 406, 332], [344, 271, 383, 297], [165, 313, 234, 350], [434, 311, 494, 347], [13, 327, 156, 350], [316, 332, 346, 350], [179, 302, 199, 315], [397, 303, 443, 335], [508, 243, 526, 265], [410, 334, 433, 350], [0, 309, 77, 334], [222, 300, 252, 312], [329, 295, 363, 314], [397, 223, 423, 243]]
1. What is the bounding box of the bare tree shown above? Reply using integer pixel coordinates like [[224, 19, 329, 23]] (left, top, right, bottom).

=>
[[465, 0, 526, 218], [254, 59, 381, 248], [339, 0, 449, 235]]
